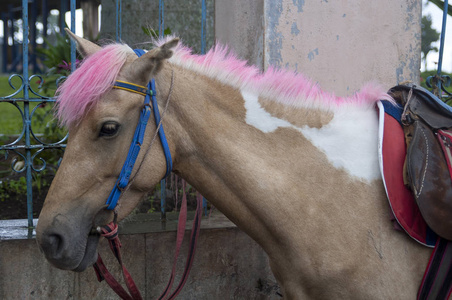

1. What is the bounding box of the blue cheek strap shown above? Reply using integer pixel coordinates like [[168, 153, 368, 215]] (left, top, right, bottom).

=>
[[105, 49, 173, 210]]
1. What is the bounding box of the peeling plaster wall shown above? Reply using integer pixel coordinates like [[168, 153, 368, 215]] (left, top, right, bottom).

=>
[[216, 0, 422, 96]]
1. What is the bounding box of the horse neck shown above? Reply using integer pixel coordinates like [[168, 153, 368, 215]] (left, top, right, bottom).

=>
[[157, 63, 384, 258], [155, 65, 433, 298]]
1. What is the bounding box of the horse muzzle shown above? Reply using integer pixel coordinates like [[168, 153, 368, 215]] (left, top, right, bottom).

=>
[[36, 211, 101, 271]]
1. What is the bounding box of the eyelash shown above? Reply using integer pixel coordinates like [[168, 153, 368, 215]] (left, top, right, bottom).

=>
[[99, 122, 120, 137]]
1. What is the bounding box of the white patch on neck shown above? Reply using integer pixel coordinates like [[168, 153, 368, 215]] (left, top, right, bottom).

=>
[[242, 90, 292, 132], [240, 89, 380, 182]]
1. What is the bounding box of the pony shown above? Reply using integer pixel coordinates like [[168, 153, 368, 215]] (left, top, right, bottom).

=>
[[36, 31, 432, 299]]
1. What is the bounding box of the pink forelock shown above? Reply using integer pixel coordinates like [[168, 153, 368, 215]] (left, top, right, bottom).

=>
[[55, 44, 131, 127]]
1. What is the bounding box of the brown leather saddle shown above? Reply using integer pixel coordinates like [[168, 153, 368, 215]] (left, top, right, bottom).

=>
[[389, 84, 452, 240]]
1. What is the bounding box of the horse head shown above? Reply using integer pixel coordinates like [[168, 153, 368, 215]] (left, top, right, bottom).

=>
[[36, 31, 179, 271]]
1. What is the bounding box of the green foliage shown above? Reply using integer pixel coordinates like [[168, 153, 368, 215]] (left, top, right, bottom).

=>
[[146, 194, 156, 213], [0, 102, 24, 135], [31, 104, 67, 144], [7, 177, 27, 195], [33, 170, 49, 195], [141, 26, 172, 39], [0, 183, 10, 202], [0, 78, 65, 210], [0, 177, 26, 201], [0, 76, 58, 136], [420, 70, 452, 105], [427, 0, 452, 17], [36, 31, 79, 94], [0, 153, 61, 215], [421, 15, 440, 70], [420, 70, 439, 89], [37, 34, 72, 70]]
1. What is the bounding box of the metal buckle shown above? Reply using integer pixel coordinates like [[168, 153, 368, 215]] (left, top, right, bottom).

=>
[[116, 181, 127, 192]]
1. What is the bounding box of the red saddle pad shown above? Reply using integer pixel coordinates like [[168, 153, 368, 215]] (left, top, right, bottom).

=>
[[377, 100, 436, 247]]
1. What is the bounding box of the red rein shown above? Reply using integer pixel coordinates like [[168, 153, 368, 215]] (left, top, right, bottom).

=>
[[93, 184, 203, 300]]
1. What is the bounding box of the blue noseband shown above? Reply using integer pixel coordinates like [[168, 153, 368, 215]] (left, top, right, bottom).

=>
[[105, 49, 173, 210]]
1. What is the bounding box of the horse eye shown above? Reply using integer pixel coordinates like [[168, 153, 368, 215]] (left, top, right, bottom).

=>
[[99, 122, 120, 137]]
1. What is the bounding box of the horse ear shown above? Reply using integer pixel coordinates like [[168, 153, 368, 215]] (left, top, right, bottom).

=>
[[130, 38, 180, 81], [64, 28, 101, 58]]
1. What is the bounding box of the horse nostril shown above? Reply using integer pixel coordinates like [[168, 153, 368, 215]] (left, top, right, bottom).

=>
[[49, 233, 64, 253], [40, 232, 65, 259]]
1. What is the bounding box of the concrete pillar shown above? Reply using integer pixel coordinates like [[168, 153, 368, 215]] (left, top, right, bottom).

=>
[[81, 0, 100, 41], [215, 0, 422, 96]]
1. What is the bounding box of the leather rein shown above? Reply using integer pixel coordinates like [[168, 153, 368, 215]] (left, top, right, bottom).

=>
[[92, 49, 202, 300]]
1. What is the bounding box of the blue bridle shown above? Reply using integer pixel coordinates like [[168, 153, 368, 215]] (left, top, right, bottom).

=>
[[105, 49, 173, 210]]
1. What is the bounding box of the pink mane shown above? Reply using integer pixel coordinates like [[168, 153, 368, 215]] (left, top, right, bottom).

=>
[[55, 44, 132, 127], [157, 36, 391, 109], [57, 37, 390, 128]]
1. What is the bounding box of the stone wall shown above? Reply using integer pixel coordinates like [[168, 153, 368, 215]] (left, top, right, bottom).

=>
[[100, 0, 214, 53], [0, 215, 279, 299]]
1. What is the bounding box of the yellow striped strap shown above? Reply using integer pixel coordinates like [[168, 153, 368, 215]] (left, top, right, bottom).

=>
[[112, 80, 154, 96]]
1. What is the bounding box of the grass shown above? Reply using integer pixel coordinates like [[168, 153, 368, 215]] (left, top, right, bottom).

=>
[[0, 75, 58, 135]]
